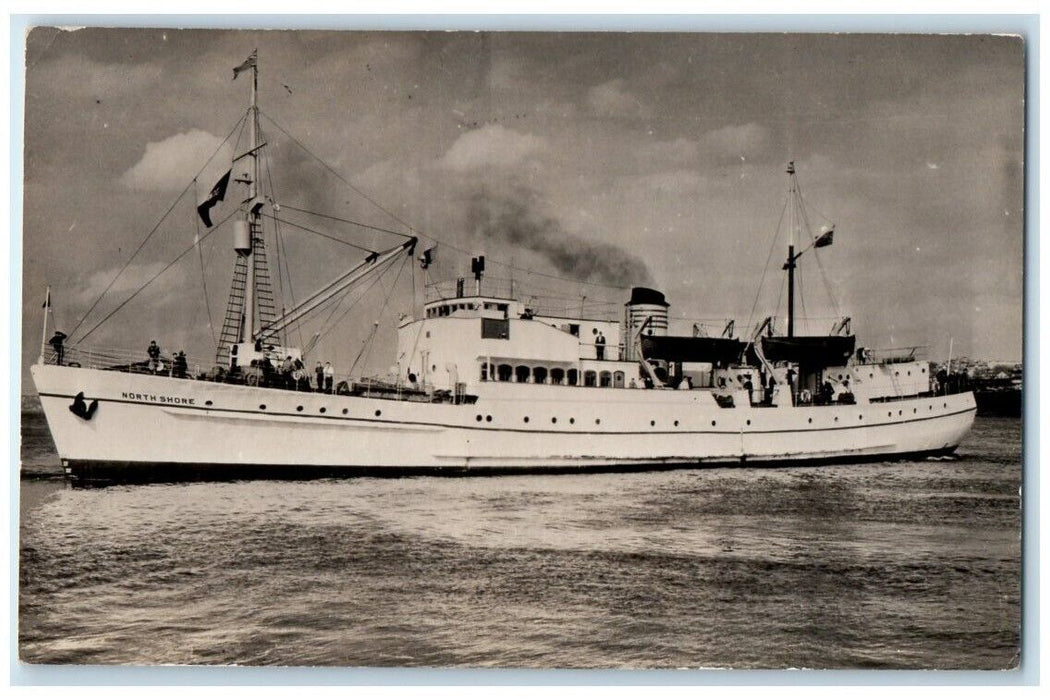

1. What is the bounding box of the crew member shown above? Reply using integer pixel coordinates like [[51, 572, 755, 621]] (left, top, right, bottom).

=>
[[48, 330, 67, 365], [315, 362, 324, 392], [147, 340, 161, 373], [595, 331, 606, 360], [323, 362, 335, 394]]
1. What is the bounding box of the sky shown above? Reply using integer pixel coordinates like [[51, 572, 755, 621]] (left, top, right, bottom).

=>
[[19, 28, 1025, 388]]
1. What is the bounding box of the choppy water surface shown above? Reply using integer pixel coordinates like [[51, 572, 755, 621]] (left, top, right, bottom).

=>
[[19, 408, 1021, 669]]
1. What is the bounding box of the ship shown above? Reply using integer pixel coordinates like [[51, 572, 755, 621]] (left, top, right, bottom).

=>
[[29, 53, 977, 484]]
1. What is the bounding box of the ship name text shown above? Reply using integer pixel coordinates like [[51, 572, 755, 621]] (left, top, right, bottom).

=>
[[121, 392, 196, 406]]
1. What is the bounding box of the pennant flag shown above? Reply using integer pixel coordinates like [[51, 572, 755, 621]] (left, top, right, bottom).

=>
[[233, 50, 257, 80], [197, 170, 232, 227], [42, 289, 50, 309], [815, 227, 835, 248]]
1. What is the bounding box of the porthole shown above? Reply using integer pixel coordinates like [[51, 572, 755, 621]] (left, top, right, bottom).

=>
[[342, 408, 349, 415], [913, 408, 917, 414], [922, 367, 927, 373], [523, 416, 529, 423], [899, 410, 903, 416], [569, 418, 575, 424], [205, 400, 213, 407], [746, 419, 751, 426], [894, 371, 900, 376], [476, 415, 483, 422], [296, 405, 304, 412], [486, 415, 492, 423], [888, 412, 892, 417], [674, 420, 679, 427], [943, 402, 947, 408], [711, 420, 717, 427], [320, 407, 326, 414], [808, 418, 813, 424], [375, 410, 382, 417], [858, 415, 863, 420], [869, 373, 874, 379], [650, 420, 656, 426], [834, 416, 839, 422], [425, 331, 431, 338], [595, 418, 601, 425], [552, 417, 557, 424], [907, 371, 912, 376]]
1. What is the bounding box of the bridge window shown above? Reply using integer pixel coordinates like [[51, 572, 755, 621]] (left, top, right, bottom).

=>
[[482, 318, 510, 339]]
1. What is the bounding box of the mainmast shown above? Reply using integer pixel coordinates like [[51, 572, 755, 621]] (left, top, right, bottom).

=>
[[241, 49, 260, 345], [784, 161, 799, 338]]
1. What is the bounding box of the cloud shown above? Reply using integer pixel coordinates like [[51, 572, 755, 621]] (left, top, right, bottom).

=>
[[439, 124, 545, 172], [585, 78, 651, 119], [75, 261, 188, 306], [697, 122, 771, 161], [119, 129, 234, 192]]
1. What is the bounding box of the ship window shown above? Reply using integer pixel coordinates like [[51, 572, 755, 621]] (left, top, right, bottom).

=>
[[498, 304, 508, 313], [523, 416, 529, 423], [711, 420, 717, 426], [674, 420, 679, 427], [320, 407, 326, 414], [515, 365, 531, 383], [584, 370, 597, 387], [205, 400, 213, 406], [569, 324, 580, 337], [613, 371, 625, 388], [533, 367, 548, 384], [497, 364, 513, 381], [342, 408, 348, 415], [476, 414, 482, 422], [259, 404, 266, 410], [567, 369, 579, 386], [599, 371, 612, 388], [651, 420, 656, 426], [482, 318, 510, 340], [595, 418, 601, 425], [551, 368, 565, 385], [297, 406, 304, 412], [746, 419, 751, 426], [486, 415, 492, 422], [552, 417, 557, 424], [569, 418, 575, 424], [375, 410, 382, 417], [425, 331, 431, 338]]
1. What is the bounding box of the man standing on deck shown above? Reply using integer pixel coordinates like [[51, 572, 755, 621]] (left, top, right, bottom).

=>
[[147, 340, 161, 373], [315, 362, 324, 392], [323, 362, 334, 394], [595, 331, 606, 360], [48, 331, 67, 365]]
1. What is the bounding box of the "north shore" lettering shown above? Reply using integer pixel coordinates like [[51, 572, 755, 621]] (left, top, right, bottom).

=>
[[121, 392, 196, 406]]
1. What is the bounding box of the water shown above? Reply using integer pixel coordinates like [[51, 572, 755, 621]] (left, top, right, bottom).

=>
[[18, 402, 1021, 669]]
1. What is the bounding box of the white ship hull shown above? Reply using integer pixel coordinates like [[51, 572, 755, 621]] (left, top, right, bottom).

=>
[[32, 363, 977, 483]]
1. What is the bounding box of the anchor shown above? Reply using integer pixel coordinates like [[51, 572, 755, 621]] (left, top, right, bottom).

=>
[[69, 392, 98, 420]]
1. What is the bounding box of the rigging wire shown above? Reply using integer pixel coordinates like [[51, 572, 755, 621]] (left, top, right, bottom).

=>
[[69, 113, 249, 342], [348, 254, 410, 377], [192, 179, 218, 347], [77, 208, 242, 344], [744, 195, 790, 336], [260, 110, 632, 294], [69, 113, 249, 343], [267, 214, 377, 255]]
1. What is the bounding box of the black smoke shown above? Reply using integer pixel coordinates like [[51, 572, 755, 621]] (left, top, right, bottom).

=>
[[466, 186, 653, 287]]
